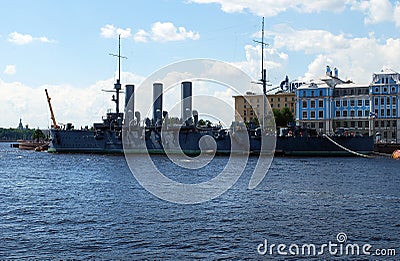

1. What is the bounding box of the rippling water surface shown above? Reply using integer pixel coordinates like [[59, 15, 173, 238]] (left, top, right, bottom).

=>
[[0, 142, 399, 259]]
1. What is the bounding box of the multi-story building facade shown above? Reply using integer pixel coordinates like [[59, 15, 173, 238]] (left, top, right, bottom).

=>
[[369, 68, 400, 142], [268, 92, 296, 114], [332, 83, 370, 135], [233, 91, 296, 124], [233, 92, 262, 123], [296, 80, 334, 133], [296, 67, 400, 142]]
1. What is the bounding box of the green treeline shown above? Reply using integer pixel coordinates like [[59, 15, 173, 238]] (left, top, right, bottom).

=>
[[0, 128, 35, 141]]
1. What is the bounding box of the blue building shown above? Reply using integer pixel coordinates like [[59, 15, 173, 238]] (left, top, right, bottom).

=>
[[369, 68, 400, 142], [296, 69, 345, 133], [296, 81, 334, 133], [296, 67, 400, 142]]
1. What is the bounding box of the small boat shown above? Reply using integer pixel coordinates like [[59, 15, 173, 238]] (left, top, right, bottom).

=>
[[18, 140, 49, 151], [392, 149, 400, 159]]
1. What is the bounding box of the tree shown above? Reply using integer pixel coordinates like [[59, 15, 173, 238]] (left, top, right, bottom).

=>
[[32, 129, 46, 142], [272, 107, 294, 127], [281, 107, 294, 125]]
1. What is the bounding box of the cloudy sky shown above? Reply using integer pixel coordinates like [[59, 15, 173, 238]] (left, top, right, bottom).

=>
[[1, 0, 400, 128]]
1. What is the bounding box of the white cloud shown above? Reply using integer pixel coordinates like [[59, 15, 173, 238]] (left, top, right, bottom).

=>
[[192, 0, 400, 27], [0, 72, 144, 129], [190, 0, 349, 17], [351, 0, 394, 24], [395, 3, 400, 27], [149, 80, 237, 126], [134, 22, 200, 43], [3, 65, 16, 75], [101, 22, 199, 42], [232, 44, 288, 85], [8, 32, 54, 45], [100, 24, 132, 39], [1, 73, 235, 129], [134, 29, 149, 43], [8, 32, 33, 45], [267, 25, 400, 83], [268, 24, 350, 54], [151, 22, 200, 42]]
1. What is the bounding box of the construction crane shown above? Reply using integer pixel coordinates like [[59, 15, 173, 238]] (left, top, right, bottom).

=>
[[45, 89, 59, 129]]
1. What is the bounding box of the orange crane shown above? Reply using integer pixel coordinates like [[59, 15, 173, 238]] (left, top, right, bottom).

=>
[[45, 89, 59, 129]]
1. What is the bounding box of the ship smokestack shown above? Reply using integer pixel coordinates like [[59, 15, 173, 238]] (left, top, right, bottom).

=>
[[181, 81, 192, 121], [153, 83, 163, 127], [125, 84, 135, 112], [124, 84, 135, 126]]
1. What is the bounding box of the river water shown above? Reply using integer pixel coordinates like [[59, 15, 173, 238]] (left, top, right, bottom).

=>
[[0, 142, 399, 259]]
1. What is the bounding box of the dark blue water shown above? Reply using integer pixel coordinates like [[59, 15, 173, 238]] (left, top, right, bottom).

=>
[[0, 142, 399, 259]]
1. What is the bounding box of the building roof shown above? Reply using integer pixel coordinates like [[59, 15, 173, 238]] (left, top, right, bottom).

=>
[[374, 67, 399, 75], [297, 81, 329, 90], [232, 91, 262, 98], [335, 82, 369, 88], [232, 91, 295, 98]]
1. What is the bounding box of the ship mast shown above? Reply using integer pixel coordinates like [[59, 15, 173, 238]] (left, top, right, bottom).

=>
[[253, 17, 268, 128], [109, 34, 127, 114]]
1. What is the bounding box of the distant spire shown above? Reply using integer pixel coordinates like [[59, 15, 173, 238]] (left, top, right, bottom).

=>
[[18, 118, 23, 130]]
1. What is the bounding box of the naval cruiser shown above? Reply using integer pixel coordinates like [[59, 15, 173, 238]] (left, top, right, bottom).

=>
[[48, 36, 260, 155], [48, 34, 374, 156]]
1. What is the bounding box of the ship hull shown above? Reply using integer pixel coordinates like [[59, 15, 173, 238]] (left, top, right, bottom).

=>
[[275, 136, 374, 156], [48, 129, 123, 154], [49, 129, 374, 156]]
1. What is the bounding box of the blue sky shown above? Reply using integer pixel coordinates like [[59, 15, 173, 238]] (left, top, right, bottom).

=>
[[1, 0, 400, 128]]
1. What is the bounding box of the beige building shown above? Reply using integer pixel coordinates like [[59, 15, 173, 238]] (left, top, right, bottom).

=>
[[268, 92, 296, 114], [233, 91, 296, 123]]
